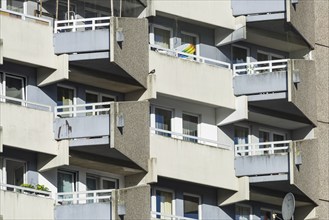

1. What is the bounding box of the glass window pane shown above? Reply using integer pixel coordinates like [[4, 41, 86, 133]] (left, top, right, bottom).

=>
[[257, 53, 269, 62], [57, 86, 74, 116], [156, 190, 173, 216], [181, 34, 197, 55], [155, 108, 172, 137], [260, 210, 272, 220], [57, 172, 74, 193], [6, 76, 23, 101], [7, 0, 24, 13], [6, 160, 25, 186], [232, 46, 248, 64], [154, 27, 170, 49], [235, 205, 251, 220], [234, 126, 249, 145], [183, 114, 198, 143], [259, 131, 270, 155], [183, 195, 199, 219], [102, 179, 116, 189]]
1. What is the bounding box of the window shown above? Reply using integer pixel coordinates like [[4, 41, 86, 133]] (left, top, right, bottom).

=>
[[151, 25, 173, 49], [260, 209, 283, 220], [85, 91, 115, 115], [155, 108, 172, 137], [235, 205, 251, 220], [257, 51, 285, 73], [57, 170, 76, 204], [183, 113, 198, 143], [57, 85, 75, 117], [4, 159, 26, 187], [234, 126, 249, 155], [273, 133, 286, 153], [155, 190, 174, 218], [259, 130, 271, 155], [1, 73, 25, 105], [232, 45, 249, 64], [6, 0, 24, 13], [86, 175, 117, 203], [183, 194, 200, 220], [181, 32, 199, 56]]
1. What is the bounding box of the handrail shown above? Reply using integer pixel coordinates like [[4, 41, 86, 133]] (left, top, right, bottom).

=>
[[150, 127, 231, 150], [233, 59, 288, 76], [56, 189, 113, 205], [0, 183, 51, 197], [0, 95, 51, 111], [54, 16, 111, 33], [235, 140, 291, 156], [151, 211, 196, 220], [149, 44, 231, 69], [0, 9, 51, 25], [55, 101, 112, 118]]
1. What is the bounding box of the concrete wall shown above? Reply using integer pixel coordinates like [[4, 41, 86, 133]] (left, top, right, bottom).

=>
[[0, 190, 54, 220], [54, 115, 110, 140], [288, 59, 317, 125], [0, 103, 58, 155], [291, 139, 319, 205], [233, 71, 287, 96], [231, 0, 285, 16], [0, 14, 68, 85], [110, 101, 149, 171], [111, 17, 149, 88], [112, 185, 150, 220], [150, 51, 235, 109], [148, 0, 237, 30], [288, 0, 315, 47], [150, 134, 239, 191], [235, 154, 289, 177], [54, 30, 110, 54], [55, 203, 111, 220]]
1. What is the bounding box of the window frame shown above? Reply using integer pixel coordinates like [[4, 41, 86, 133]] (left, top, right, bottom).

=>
[[57, 169, 78, 193], [231, 44, 251, 65], [182, 112, 200, 143], [180, 31, 200, 57], [150, 24, 174, 49], [1, 72, 26, 104], [151, 187, 176, 217], [235, 204, 253, 220], [183, 192, 202, 220], [257, 50, 285, 61], [151, 105, 174, 135], [2, 158, 27, 186]]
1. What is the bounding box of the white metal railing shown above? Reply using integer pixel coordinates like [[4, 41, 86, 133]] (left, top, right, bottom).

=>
[[54, 16, 111, 33], [151, 212, 197, 220], [56, 189, 113, 205], [235, 140, 291, 156], [0, 183, 51, 197], [0, 9, 51, 25], [150, 127, 231, 150], [233, 59, 288, 76], [150, 44, 231, 69], [55, 101, 112, 118], [0, 95, 51, 111]]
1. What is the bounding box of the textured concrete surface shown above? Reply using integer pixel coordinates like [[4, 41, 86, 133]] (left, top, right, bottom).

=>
[[292, 139, 319, 204], [112, 185, 150, 220], [110, 101, 149, 171], [55, 203, 111, 220], [288, 0, 315, 47], [289, 59, 317, 125], [314, 0, 329, 46], [112, 17, 149, 88]]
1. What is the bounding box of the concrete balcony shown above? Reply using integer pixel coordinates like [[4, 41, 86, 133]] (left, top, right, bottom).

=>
[[0, 184, 54, 220], [53, 101, 149, 171], [150, 129, 241, 191], [233, 59, 316, 125], [234, 140, 291, 182], [55, 185, 150, 220], [149, 47, 235, 109], [53, 17, 149, 92], [0, 9, 68, 87]]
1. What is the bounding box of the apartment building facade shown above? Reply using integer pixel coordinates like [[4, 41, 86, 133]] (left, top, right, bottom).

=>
[[0, 0, 328, 219]]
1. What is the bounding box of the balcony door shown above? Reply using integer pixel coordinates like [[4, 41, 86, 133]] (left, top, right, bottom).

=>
[[3, 158, 26, 187], [155, 189, 174, 218], [57, 170, 76, 204], [232, 45, 250, 64], [85, 91, 115, 115], [57, 85, 75, 117]]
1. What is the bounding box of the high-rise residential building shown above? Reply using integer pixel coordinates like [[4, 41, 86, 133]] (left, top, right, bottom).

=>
[[0, 0, 328, 219]]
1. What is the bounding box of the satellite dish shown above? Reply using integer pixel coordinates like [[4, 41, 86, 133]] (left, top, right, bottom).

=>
[[282, 193, 295, 220]]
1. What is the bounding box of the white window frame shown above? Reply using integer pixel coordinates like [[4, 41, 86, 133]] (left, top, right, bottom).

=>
[[57, 84, 77, 104], [2, 158, 27, 186], [182, 112, 200, 143], [1, 72, 26, 104], [85, 90, 116, 103], [232, 44, 251, 64], [180, 31, 200, 57], [235, 204, 253, 220], [151, 105, 174, 134], [234, 124, 251, 144], [183, 192, 202, 220], [57, 169, 78, 193], [151, 187, 176, 217], [150, 24, 174, 49]]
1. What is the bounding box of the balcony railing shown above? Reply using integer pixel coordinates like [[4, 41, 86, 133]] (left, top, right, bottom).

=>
[[150, 44, 231, 69], [0, 183, 51, 197], [0, 95, 51, 111], [55, 101, 112, 118], [235, 140, 291, 157], [56, 189, 113, 205], [233, 59, 288, 76], [150, 127, 231, 150], [0, 9, 51, 25], [151, 211, 197, 220], [54, 17, 111, 33]]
